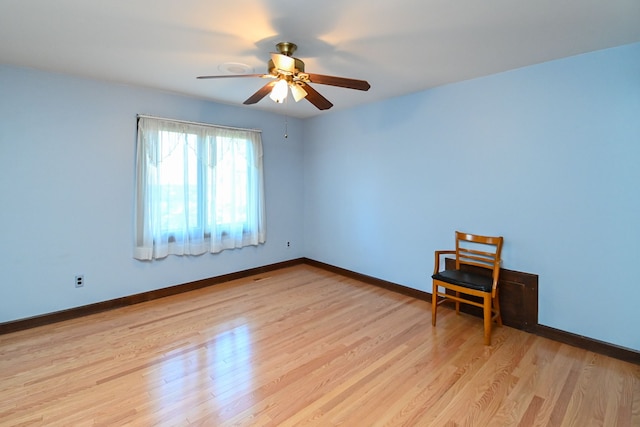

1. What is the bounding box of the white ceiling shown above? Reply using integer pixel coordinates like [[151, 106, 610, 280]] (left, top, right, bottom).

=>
[[1, 0, 639, 118]]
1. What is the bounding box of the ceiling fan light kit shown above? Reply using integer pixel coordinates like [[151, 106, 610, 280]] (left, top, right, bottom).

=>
[[269, 78, 289, 103], [197, 42, 370, 110]]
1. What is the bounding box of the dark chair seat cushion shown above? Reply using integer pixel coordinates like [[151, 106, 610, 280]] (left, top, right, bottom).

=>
[[432, 270, 493, 293]]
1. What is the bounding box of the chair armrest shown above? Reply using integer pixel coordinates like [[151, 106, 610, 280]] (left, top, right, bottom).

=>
[[433, 250, 456, 275]]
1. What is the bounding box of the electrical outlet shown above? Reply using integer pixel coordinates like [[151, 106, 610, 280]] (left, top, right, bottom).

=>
[[287, 241, 291, 248], [75, 275, 84, 288]]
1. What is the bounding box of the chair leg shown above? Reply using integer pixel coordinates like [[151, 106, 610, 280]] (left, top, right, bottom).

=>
[[455, 291, 460, 314], [493, 289, 503, 326], [483, 294, 492, 346], [432, 283, 438, 326]]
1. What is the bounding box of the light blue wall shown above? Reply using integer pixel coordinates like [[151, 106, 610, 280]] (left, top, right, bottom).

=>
[[0, 65, 305, 323], [303, 42, 640, 351], [2, 42, 639, 352]]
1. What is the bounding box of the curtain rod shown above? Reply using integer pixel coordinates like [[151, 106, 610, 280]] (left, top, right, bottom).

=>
[[136, 114, 262, 133]]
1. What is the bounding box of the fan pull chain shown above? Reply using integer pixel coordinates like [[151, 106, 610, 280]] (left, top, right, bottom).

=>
[[283, 93, 289, 138]]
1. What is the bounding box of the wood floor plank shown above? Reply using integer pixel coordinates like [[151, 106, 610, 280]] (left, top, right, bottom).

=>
[[0, 265, 638, 426]]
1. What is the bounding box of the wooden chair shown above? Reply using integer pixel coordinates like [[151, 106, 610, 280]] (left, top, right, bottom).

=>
[[431, 231, 504, 345]]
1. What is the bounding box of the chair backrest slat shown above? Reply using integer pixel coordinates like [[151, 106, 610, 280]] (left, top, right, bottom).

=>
[[454, 231, 503, 284]]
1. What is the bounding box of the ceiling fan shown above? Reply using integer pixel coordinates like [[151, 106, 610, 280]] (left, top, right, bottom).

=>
[[197, 42, 371, 110]]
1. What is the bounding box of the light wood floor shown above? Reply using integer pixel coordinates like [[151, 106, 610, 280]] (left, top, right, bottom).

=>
[[1, 265, 638, 426]]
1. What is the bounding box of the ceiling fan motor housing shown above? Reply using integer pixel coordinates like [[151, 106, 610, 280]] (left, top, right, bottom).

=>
[[268, 58, 305, 76]]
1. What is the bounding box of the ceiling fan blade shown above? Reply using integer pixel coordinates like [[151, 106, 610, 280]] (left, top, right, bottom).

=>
[[197, 74, 265, 79], [243, 81, 277, 105], [271, 53, 295, 73], [306, 73, 371, 91], [302, 83, 333, 110]]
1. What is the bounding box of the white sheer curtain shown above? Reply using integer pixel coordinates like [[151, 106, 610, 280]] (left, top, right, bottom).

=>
[[134, 116, 265, 260]]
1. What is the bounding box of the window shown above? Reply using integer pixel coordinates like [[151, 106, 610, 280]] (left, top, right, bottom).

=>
[[134, 116, 265, 260]]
